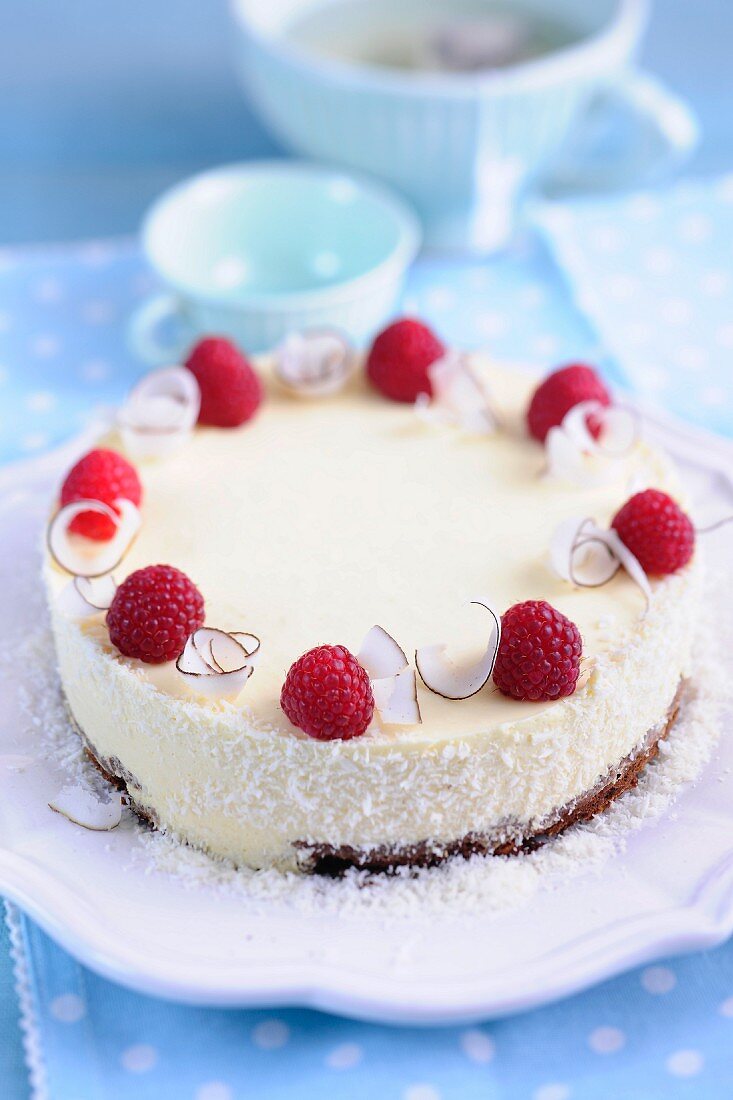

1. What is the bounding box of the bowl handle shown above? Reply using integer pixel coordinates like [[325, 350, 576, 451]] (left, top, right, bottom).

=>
[[545, 69, 698, 196], [128, 293, 189, 364]]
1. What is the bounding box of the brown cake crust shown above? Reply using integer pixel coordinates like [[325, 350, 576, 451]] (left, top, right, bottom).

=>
[[74, 685, 682, 876]]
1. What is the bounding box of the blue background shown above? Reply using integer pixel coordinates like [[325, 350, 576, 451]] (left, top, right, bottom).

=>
[[1, 1, 733, 1097]]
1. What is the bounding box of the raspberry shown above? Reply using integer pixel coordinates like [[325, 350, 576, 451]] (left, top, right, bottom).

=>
[[366, 318, 445, 403], [493, 600, 582, 702], [185, 337, 263, 427], [280, 644, 374, 741], [611, 489, 695, 575], [106, 564, 205, 664], [60, 448, 142, 541], [526, 364, 611, 443]]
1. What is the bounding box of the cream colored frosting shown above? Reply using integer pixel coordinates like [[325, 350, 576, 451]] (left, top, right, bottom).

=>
[[45, 360, 700, 870]]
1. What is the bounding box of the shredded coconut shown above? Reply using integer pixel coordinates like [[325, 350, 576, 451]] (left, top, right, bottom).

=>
[[8, 545, 727, 924]]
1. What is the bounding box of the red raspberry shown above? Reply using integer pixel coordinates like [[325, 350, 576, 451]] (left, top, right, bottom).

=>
[[493, 600, 582, 702], [185, 337, 263, 427], [526, 364, 611, 443], [366, 318, 445, 403], [60, 448, 142, 541], [280, 644, 374, 741], [106, 564, 205, 664], [611, 489, 695, 575]]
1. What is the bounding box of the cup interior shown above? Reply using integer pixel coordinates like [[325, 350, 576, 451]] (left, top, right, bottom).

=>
[[236, 0, 625, 57], [143, 163, 418, 302]]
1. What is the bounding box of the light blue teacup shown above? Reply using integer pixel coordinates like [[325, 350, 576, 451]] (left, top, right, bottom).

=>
[[129, 161, 421, 362], [230, 0, 697, 252]]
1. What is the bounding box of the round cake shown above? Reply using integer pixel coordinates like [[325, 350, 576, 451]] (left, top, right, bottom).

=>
[[44, 327, 701, 872]]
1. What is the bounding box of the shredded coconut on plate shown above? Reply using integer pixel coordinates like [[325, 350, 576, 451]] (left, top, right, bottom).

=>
[[7, 548, 728, 922]]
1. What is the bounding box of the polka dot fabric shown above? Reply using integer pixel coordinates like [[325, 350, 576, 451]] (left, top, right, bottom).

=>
[[536, 173, 733, 438], [2, 177, 733, 1097], [7, 901, 733, 1099]]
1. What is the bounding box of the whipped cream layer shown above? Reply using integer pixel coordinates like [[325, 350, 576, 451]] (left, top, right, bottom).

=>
[[45, 361, 700, 870]]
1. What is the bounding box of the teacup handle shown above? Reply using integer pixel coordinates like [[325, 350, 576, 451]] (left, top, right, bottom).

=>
[[545, 69, 698, 195], [128, 293, 189, 364]]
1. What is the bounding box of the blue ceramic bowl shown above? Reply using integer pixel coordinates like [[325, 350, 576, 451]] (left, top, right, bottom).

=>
[[129, 161, 421, 360]]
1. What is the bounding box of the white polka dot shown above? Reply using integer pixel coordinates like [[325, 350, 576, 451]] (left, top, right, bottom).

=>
[[641, 966, 677, 995], [34, 277, 63, 304], [700, 385, 727, 407], [607, 274, 638, 301], [312, 251, 341, 279], [672, 346, 707, 372], [677, 213, 712, 244], [530, 334, 559, 357], [131, 271, 156, 296], [121, 1043, 158, 1073], [588, 1026, 625, 1054], [666, 1049, 704, 1077], [404, 1086, 441, 1100], [49, 993, 86, 1023], [636, 365, 668, 391], [212, 257, 250, 290], [81, 299, 115, 325], [533, 1085, 570, 1100], [701, 270, 729, 297], [519, 284, 546, 308], [643, 247, 675, 275], [195, 1083, 233, 1100], [720, 996, 733, 1017], [459, 1028, 495, 1064], [660, 298, 692, 325], [622, 321, 651, 346], [425, 286, 456, 311], [252, 1019, 289, 1050], [79, 358, 110, 383], [31, 334, 59, 357], [476, 311, 507, 339], [627, 194, 661, 220], [79, 242, 113, 267], [589, 225, 622, 253], [326, 1042, 363, 1070], [468, 269, 491, 291], [20, 432, 49, 452], [715, 323, 733, 349], [717, 174, 733, 202], [26, 390, 56, 413]]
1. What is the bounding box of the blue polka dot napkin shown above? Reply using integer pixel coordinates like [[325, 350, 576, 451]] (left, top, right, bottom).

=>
[[535, 173, 733, 438]]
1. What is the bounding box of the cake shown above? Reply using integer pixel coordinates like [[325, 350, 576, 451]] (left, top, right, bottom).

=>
[[43, 322, 701, 873]]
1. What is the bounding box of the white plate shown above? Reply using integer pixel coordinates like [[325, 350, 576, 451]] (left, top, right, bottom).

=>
[[1, 411, 732, 1026]]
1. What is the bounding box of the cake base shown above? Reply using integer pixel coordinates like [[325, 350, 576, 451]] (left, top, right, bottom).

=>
[[72, 686, 682, 876]]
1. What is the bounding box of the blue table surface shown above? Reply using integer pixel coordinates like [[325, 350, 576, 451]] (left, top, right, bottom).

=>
[[1, 1, 733, 1096]]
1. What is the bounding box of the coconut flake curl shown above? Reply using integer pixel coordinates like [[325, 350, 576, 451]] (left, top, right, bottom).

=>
[[550, 514, 651, 609], [415, 599, 501, 700], [48, 498, 141, 577], [118, 366, 200, 459], [544, 401, 640, 487], [49, 783, 123, 831], [357, 625, 421, 726], [274, 329, 353, 398], [56, 574, 117, 619], [176, 627, 260, 700], [415, 352, 498, 436]]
